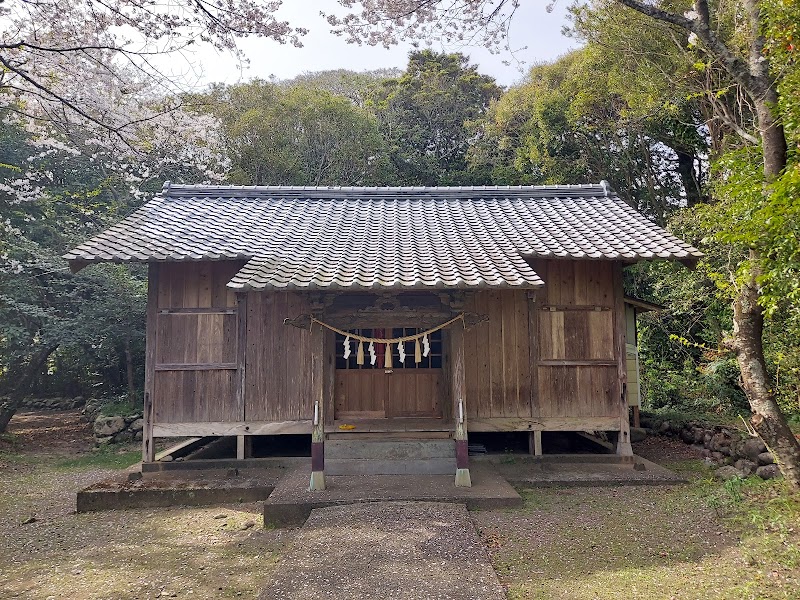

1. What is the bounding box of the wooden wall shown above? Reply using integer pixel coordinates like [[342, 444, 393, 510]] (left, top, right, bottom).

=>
[[244, 292, 313, 421], [153, 261, 244, 424], [463, 259, 620, 423]]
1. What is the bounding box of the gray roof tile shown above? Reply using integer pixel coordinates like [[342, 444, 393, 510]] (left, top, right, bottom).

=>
[[64, 183, 702, 290]]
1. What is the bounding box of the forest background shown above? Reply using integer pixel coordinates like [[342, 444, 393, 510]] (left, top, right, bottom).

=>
[[2, 0, 799, 441]]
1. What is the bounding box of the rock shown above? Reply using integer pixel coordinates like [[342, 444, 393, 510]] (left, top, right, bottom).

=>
[[94, 415, 125, 436], [710, 432, 729, 452], [129, 418, 144, 432], [757, 451, 775, 466], [21, 516, 37, 525], [214, 513, 228, 519], [756, 464, 781, 480], [127, 471, 143, 482], [95, 436, 113, 446], [160, 455, 173, 462], [734, 459, 757, 476], [112, 430, 134, 443], [659, 421, 671, 434], [715, 466, 743, 481], [741, 438, 767, 462], [241, 520, 256, 530], [680, 428, 695, 443], [630, 427, 647, 443], [134, 431, 143, 442], [124, 413, 142, 424], [700, 448, 712, 458], [703, 433, 712, 445], [692, 427, 705, 444]]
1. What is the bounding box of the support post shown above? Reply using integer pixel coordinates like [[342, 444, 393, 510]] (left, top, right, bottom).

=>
[[451, 325, 471, 487], [613, 263, 633, 458], [529, 430, 543, 456], [309, 321, 326, 491], [142, 263, 159, 463]]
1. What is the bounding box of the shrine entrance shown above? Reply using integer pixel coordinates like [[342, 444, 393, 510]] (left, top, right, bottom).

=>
[[333, 328, 445, 421]]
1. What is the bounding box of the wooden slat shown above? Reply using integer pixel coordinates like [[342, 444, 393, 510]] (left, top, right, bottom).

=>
[[613, 262, 633, 456], [468, 416, 621, 432], [538, 360, 617, 367], [143, 263, 159, 462], [158, 308, 236, 314], [155, 363, 237, 371], [488, 290, 503, 417], [528, 290, 540, 418], [154, 420, 313, 437]]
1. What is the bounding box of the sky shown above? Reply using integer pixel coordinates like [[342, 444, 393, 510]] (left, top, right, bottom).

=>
[[180, 1, 577, 89]]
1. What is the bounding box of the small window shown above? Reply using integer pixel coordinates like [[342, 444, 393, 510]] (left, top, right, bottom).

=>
[[335, 328, 442, 369]]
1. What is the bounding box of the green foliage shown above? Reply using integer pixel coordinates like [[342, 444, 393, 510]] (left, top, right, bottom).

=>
[[208, 81, 393, 186], [369, 50, 501, 185]]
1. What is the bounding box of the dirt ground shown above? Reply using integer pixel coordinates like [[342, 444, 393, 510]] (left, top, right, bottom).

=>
[[1, 410, 799, 599]]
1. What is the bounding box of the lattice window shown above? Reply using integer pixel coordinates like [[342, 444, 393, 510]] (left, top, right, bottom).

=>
[[335, 328, 443, 370]]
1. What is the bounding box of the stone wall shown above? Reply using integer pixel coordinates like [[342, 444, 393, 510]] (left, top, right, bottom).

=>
[[93, 414, 143, 446], [20, 396, 85, 411], [641, 415, 781, 481]]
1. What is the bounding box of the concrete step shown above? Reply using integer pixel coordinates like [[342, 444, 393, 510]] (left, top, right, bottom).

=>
[[326, 457, 456, 476], [325, 439, 457, 475], [326, 439, 456, 460]]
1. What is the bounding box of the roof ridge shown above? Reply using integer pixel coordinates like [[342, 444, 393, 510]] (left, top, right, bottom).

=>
[[159, 183, 614, 200]]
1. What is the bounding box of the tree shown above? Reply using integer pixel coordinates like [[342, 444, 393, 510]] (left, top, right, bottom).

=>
[[0, 0, 306, 135], [369, 50, 501, 185], [335, 0, 800, 489], [207, 81, 393, 186]]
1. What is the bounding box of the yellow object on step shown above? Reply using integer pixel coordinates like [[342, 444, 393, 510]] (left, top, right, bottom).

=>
[[338, 424, 356, 430]]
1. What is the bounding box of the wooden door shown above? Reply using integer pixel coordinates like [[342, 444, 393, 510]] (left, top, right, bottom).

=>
[[386, 369, 442, 418], [335, 369, 443, 419]]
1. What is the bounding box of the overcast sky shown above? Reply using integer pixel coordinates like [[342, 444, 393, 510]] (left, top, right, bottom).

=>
[[177, 1, 577, 89]]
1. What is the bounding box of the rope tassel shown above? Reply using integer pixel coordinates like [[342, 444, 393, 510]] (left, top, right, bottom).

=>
[[356, 341, 364, 365], [384, 343, 393, 369], [415, 338, 422, 363]]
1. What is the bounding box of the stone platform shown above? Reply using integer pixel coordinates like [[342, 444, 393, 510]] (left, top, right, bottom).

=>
[[263, 463, 522, 527]]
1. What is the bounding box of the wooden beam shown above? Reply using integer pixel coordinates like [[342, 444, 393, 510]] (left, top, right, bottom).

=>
[[157, 307, 236, 314], [142, 263, 159, 463], [309, 320, 326, 490], [451, 324, 471, 487], [537, 359, 618, 367], [528, 430, 543, 456], [236, 435, 246, 460], [154, 363, 237, 371], [235, 292, 247, 424], [613, 262, 633, 457], [153, 420, 313, 437], [469, 416, 621, 432], [528, 289, 540, 419], [154, 437, 205, 462]]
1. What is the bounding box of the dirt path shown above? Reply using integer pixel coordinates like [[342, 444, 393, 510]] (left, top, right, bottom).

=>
[[260, 501, 505, 600]]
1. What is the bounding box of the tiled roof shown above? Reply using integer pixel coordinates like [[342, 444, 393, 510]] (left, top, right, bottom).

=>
[[64, 183, 702, 290]]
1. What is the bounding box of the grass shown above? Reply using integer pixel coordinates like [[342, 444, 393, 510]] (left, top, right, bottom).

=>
[[475, 461, 800, 600], [53, 446, 141, 470]]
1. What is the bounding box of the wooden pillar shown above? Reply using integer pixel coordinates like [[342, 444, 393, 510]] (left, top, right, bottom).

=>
[[451, 324, 471, 487], [235, 292, 248, 461], [632, 405, 641, 428], [142, 263, 159, 463], [528, 430, 542, 456], [613, 263, 633, 457], [309, 320, 326, 491]]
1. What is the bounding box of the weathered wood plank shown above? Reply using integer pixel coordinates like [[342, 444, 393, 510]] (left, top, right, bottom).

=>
[[153, 420, 313, 437], [468, 416, 621, 432], [143, 263, 159, 462], [613, 262, 633, 456], [154, 363, 237, 371]]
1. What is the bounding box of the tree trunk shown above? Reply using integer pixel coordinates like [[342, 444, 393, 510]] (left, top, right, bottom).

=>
[[0, 345, 58, 433], [732, 260, 800, 490], [675, 150, 703, 206]]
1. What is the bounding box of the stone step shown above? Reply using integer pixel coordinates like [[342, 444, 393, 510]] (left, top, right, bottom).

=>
[[325, 457, 456, 476], [326, 439, 456, 461]]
